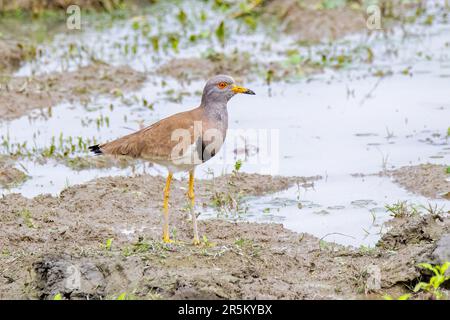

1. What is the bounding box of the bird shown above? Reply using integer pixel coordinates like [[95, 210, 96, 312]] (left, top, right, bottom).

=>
[[89, 75, 255, 244]]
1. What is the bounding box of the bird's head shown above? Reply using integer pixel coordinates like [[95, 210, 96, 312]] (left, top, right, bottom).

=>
[[201, 75, 255, 107]]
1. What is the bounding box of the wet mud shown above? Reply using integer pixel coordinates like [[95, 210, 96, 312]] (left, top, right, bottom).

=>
[[389, 164, 450, 199], [0, 173, 448, 300], [0, 63, 146, 119]]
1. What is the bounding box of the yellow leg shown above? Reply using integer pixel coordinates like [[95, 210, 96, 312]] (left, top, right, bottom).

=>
[[188, 170, 200, 245], [162, 172, 173, 243]]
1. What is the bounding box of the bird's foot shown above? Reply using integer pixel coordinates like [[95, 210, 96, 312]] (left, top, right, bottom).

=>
[[192, 237, 216, 247], [162, 236, 174, 244], [163, 237, 186, 245]]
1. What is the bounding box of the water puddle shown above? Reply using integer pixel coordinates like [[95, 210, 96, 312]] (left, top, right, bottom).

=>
[[201, 175, 448, 247], [1, 1, 449, 247]]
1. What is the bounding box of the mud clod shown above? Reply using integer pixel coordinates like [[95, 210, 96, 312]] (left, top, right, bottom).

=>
[[263, 0, 367, 42], [157, 52, 255, 82], [0, 157, 28, 188], [389, 164, 450, 199], [378, 214, 449, 251], [0, 63, 146, 120], [430, 234, 450, 266], [0, 40, 36, 73]]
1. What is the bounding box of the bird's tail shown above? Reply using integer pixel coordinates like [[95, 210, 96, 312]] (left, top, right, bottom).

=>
[[88, 144, 103, 155]]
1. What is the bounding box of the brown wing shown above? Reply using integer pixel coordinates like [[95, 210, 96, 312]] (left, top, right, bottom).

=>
[[97, 107, 204, 161]]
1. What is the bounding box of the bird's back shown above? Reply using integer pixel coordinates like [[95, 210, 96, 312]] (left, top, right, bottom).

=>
[[90, 106, 227, 168]]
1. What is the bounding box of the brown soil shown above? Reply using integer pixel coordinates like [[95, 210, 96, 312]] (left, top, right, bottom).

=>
[[0, 63, 146, 120], [157, 52, 322, 83], [63, 155, 136, 171], [157, 52, 256, 83], [0, 172, 448, 300], [157, 1, 369, 83], [389, 164, 450, 199], [0, 39, 37, 74], [0, 156, 28, 188], [263, 0, 367, 42], [0, 0, 144, 12]]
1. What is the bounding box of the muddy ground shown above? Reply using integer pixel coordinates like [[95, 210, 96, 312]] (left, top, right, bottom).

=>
[[157, 53, 260, 83], [157, 50, 323, 83], [263, 0, 367, 42], [0, 0, 144, 13], [0, 63, 146, 119], [0, 156, 28, 188], [389, 164, 450, 199], [0, 40, 37, 74], [0, 0, 448, 301], [157, 0, 368, 82], [0, 172, 448, 300]]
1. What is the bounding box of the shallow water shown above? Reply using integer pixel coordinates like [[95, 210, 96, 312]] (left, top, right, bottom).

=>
[[201, 176, 448, 247], [1, 2, 449, 247]]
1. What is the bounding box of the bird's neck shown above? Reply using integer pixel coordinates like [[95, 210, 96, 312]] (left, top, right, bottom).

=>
[[202, 102, 228, 121]]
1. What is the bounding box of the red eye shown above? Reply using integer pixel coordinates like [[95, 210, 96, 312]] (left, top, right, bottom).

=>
[[217, 82, 227, 89]]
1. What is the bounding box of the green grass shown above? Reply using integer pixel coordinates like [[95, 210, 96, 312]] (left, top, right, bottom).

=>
[[53, 293, 62, 300], [413, 262, 450, 300], [383, 293, 411, 300], [385, 201, 419, 218], [20, 209, 35, 228]]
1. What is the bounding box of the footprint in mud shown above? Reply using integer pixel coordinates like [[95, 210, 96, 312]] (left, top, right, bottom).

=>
[[350, 199, 378, 208]]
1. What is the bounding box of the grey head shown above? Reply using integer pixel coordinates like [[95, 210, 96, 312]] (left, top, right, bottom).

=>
[[200, 74, 255, 108]]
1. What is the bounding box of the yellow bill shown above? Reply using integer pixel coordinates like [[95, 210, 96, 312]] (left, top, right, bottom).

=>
[[231, 85, 255, 95]]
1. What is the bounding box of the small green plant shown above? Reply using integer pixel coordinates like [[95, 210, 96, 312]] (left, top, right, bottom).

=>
[[114, 291, 140, 300], [53, 293, 62, 300], [319, 239, 329, 250], [201, 235, 215, 247], [215, 20, 226, 45], [128, 237, 150, 254], [359, 245, 377, 255], [383, 293, 411, 300], [177, 9, 187, 26], [102, 238, 113, 251], [20, 209, 35, 228], [413, 262, 450, 299], [116, 292, 127, 300], [234, 159, 242, 172], [235, 238, 253, 248], [210, 190, 247, 217], [234, 237, 260, 257], [385, 201, 419, 218]]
